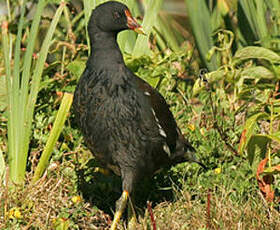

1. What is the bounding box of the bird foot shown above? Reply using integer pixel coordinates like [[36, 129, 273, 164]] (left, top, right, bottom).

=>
[[110, 190, 129, 230], [127, 214, 137, 230], [127, 199, 137, 230]]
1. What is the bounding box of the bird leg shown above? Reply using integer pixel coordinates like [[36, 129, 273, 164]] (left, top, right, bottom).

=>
[[127, 196, 137, 230], [110, 190, 129, 230]]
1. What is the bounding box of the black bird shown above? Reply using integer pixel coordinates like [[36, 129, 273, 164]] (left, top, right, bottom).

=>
[[73, 1, 204, 229]]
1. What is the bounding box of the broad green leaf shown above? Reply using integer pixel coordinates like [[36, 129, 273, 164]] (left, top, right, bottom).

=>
[[192, 78, 204, 96], [208, 70, 228, 82], [239, 112, 269, 154], [247, 134, 270, 164], [247, 132, 280, 166], [118, 30, 137, 54], [234, 46, 280, 63], [67, 60, 86, 80], [240, 66, 275, 80], [142, 75, 161, 89], [118, 0, 140, 53]]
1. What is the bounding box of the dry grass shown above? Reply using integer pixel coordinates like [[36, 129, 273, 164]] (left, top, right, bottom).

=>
[[0, 161, 111, 230], [136, 189, 280, 230], [1, 161, 279, 230]]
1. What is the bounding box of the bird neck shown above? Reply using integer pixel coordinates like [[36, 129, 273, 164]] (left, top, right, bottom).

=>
[[88, 31, 125, 69]]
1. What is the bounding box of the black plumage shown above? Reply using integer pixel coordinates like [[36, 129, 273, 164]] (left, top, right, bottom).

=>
[[73, 1, 204, 229]]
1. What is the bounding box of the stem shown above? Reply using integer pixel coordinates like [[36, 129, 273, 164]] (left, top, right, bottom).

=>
[[200, 69, 239, 156]]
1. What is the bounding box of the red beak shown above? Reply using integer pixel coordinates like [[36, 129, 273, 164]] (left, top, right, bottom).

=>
[[125, 9, 145, 34]]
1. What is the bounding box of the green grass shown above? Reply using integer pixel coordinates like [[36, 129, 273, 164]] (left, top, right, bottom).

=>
[[0, 0, 280, 229]]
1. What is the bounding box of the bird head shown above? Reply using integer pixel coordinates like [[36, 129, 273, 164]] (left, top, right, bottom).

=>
[[88, 1, 145, 35]]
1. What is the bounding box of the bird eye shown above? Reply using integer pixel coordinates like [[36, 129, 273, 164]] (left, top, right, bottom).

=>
[[113, 11, 121, 19]]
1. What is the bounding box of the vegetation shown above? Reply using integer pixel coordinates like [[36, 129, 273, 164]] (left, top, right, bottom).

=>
[[0, 0, 279, 229]]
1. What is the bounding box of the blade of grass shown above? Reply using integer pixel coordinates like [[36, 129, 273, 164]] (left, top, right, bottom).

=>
[[82, 0, 96, 55], [0, 148, 4, 182], [238, 0, 268, 47], [132, 0, 163, 57], [267, 0, 280, 49], [32, 93, 73, 183], [10, 0, 27, 184], [1, 20, 15, 182], [255, 0, 268, 41], [20, 0, 46, 120], [13, 0, 27, 101], [155, 13, 181, 52], [184, 0, 218, 71], [9, 0, 47, 184], [19, 1, 65, 184]]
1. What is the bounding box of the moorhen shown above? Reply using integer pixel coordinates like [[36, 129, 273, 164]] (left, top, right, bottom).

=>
[[73, 1, 204, 229]]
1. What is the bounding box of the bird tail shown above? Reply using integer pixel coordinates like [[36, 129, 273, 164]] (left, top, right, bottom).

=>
[[183, 142, 207, 169], [171, 137, 206, 169]]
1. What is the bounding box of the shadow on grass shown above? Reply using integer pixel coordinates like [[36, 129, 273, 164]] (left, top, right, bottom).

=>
[[75, 158, 181, 217]]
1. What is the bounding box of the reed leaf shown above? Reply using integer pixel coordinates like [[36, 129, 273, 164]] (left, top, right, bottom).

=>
[[238, 0, 269, 47], [32, 93, 73, 183], [1, 20, 14, 181], [0, 148, 4, 181], [10, 0, 47, 184], [21, 2, 66, 182], [185, 0, 218, 71], [2, 0, 66, 185], [133, 0, 163, 57]]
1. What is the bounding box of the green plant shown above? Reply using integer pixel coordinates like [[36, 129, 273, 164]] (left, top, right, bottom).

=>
[[238, 0, 280, 49], [1, 0, 71, 185], [194, 28, 280, 203], [184, 0, 280, 71], [184, 0, 219, 71]]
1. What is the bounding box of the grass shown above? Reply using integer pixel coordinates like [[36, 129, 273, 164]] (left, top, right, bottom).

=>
[[1, 0, 280, 229], [1, 157, 279, 229], [0, 162, 111, 229], [143, 189, 280, 230]]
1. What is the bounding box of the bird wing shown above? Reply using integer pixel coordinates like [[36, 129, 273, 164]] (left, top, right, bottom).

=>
[[134, 75, 200, 167], [134, 76, 181, 153]]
